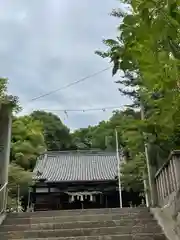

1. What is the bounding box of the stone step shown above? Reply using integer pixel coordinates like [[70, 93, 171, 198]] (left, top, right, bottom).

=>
[[0, 225, 163, 239], [9, 233, 167, 240], [8, 208, 149, 218], [1, 219, 157, 231], [3, 212, 153, 225]]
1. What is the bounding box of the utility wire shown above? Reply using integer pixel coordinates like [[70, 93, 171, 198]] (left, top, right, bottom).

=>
[[28, 7, 178, 103], [40, 105, 123, 112], [21, 105, 124, 116], [29, 66, 111, 102]]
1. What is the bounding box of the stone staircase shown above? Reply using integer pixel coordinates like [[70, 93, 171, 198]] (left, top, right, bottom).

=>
[[0, 208, 167, 240]]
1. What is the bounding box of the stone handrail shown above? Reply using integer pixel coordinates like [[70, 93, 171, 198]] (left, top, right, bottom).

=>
[[155, 150, 180, 208]]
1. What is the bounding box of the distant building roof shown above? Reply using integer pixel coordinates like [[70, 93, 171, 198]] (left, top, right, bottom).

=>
[[33, 151, 118, 182]]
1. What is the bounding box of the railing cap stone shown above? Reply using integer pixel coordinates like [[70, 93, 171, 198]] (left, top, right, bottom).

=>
[[170, 150, 180, 158], [155, 150, 180, 179]]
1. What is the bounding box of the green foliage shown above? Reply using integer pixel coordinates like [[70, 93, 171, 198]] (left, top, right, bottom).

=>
[[8, 113, 45, 208], [71, 109, 146, 191], [121, 153, 145, 192], [97, 2, 180, 150], [0, 78, 20, 112], [0, 78, 7, 98], [11, 116, 46, 170], [95, 0, 180, 192], [8, 163, 32, 208], [31, 111, 71, 151]]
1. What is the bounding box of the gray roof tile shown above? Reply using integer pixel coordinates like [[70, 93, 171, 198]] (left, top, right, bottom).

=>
[[33, 151, 118, 182]]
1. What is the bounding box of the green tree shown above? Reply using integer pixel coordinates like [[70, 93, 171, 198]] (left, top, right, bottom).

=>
[[96, 0, 180, 165], [11, 116, 46, 170], [94, 1, 180, 197], [8, 163, 32, 209], [71, 127, 93, 149], [0, 77, 20, 111], [120, 153, 145, 192], [31, 111, 71, 151]]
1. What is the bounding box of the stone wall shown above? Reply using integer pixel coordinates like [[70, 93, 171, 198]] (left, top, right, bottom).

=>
[[0, 104, 12, 214]]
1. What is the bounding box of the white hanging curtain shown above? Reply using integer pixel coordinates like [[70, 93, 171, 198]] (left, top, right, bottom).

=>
[[90, 195, 93, 202], [65, 191, 102, 203]]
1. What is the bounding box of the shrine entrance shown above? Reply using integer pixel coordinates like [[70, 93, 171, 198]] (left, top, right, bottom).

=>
[[32, 189, 121, 211], [53, 192, 109, 210], [65, 192, 104, 209]]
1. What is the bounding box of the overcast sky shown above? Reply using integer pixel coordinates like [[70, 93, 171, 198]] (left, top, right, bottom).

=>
[[0, 0, 131, 130]]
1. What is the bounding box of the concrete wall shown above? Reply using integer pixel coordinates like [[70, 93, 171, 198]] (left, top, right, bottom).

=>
[[151, 207, 179, 240], [0, 104, 12, 214]]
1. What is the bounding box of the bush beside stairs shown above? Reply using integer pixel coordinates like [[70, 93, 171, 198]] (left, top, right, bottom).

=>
[[0, 208, 167, 240]]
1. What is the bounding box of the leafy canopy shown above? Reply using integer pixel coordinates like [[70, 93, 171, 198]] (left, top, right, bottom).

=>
[[95, 0, 180, 191], [31, 111, 71, 151], [11, 115, 46, 170]]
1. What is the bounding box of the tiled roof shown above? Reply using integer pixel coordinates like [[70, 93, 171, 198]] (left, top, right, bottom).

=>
[[33, 151, 118, 182]]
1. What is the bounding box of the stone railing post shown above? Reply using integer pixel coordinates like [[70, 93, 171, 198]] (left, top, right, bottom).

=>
[[172, 151, 180, 188], [0, 104, 12, 214]]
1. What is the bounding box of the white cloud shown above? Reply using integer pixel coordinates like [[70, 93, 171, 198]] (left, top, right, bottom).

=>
[[0, 0, 131, 129]]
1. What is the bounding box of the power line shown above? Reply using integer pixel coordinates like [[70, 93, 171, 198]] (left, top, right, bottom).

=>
[[40, 105, 123, 112], [20, 105, 124, 117], [29, 66, 111, 102]]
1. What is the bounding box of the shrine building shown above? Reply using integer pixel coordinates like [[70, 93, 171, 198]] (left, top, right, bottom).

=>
[[31, 151, 142, 211]]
